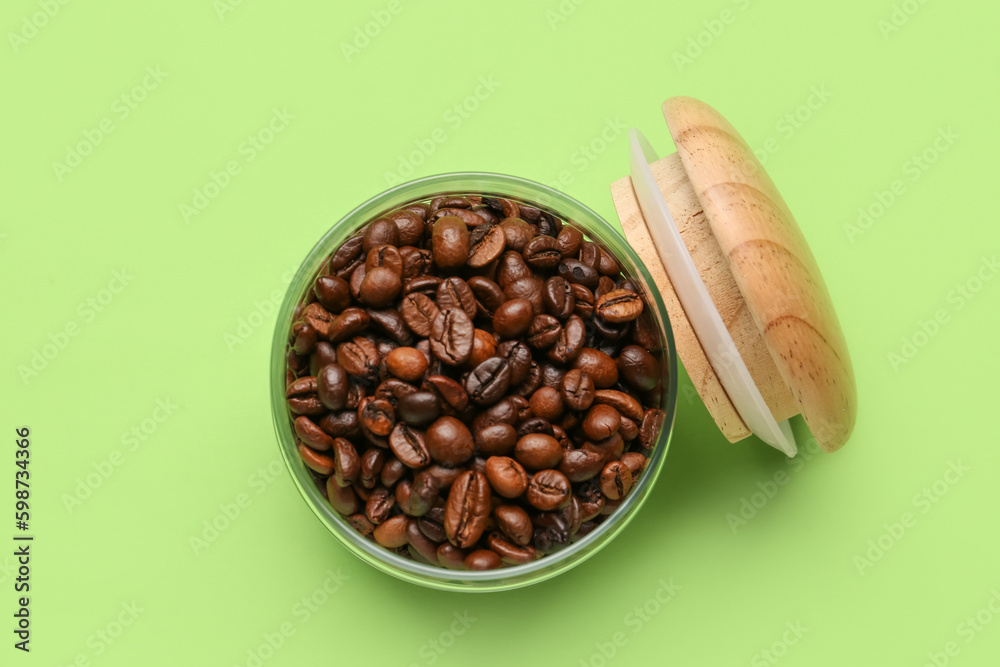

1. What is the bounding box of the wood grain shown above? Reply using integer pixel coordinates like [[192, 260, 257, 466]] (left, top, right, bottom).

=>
[[662, 97, 856, 452]]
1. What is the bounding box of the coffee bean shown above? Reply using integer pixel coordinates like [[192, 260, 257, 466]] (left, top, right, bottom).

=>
[[559, 259, 599, 288], [359, 448, 385, 489], [499, 218, 533, 251], [529, 386, 564, 421], [493, 504, 533, 546], [406, 518, 440, 563], [385, 347, 428, 382], [493, 298, 534, 338], [397, 391, 441, 426], [388, 423, 431, 468], [314, 275, 351, 313], [286, 376, 324, 415], [474, 423, 518, 457], [621, 451, 647, 479], [487, 532, 536, 565], [299, 443, 334, 475], [573, 348, 618, 387], [422, 374, 469, 412], [599, 461, 633, 500], [294, 416, 334, 451], [470, 329, 497, 367], [359, 397, 395, 438], [558, 447, 605, 482], [430, 307, 474, 365], [436, 543, 467, 569], [497, 251, 532, 290], [330, 236, 364, 272], [595, 289, 643, 323], [593, 389, 644, 422], [387, 210, 425, 245], [466, 357, 512, 406], [526, 469, 571, 511], [363, 218, 400, 252], [527, 314, 561, 349], [483, 456, 528, 498], [425, 416, 474, 466], [432, 216, 470, 270], [560, 369, 595, 410], [515, 434, 563, 471], [444, 470, 491, 548], [465, 549, 502, 570], [503, 277, 544, 315], [318, 410, 360, 438], [401, 293, 440, 337], [616, 345, 661, 392], [583, 404, 621, 441], [437, 277, 477, 320], [522, 235, 561, 269], [468, 224, 506, 267], [468, 276, 504, 319], [495, 340, 531, 385], [327, 476, 360, 515], [556, 226, 583, 257], [373, 515, 409, 548], [548, 314, 585, 363]]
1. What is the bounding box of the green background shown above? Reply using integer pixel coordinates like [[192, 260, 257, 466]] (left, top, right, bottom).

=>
[[3, 0, 998, 665]]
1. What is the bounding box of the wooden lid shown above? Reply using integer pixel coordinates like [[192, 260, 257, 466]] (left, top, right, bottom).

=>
[[660, 97, 856, 452]]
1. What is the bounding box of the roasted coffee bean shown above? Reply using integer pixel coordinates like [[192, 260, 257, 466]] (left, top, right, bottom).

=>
[[533, 511, 570, 551], [483, 456, 528, 498], [388, 423, 431, 468], [432, 216, 470, 270], [404, 202, 430, 220], [397, 391, 441, 426], [360, 448, 386, 488], [330, 236, 364, 272], [583, 404, 621, 441], [466, 357, 512, 405], [619, 417, 639, 441], [493, 298, 534, 338], [385, 346, 428, 382], [400, 293, 440, 338], [598, 247, 620, 276], [543, 276, 576, 320], [400, 246, 433, 280], [493, 340, 531, 385], [294, 415, 334, 451], [527, 314, 561, 349], [467, 224, 506, 267], [287, 376, 324, 415], [327, 476, 360, 515], [434, 207, 485, 228], [422, 374, 469, 412], [639, 408, 665, 448], [571, 284, 595, 319], [406, 519, 440, 563], [395, 479, 416, 517], [470, 329, 497, 367], [595, 276, 617, 301], [327, 307, 370, 343], [430, 307, 474, 365], [425, 416, 474, 466], [497, 251, 532, 290], [378, 457, 406, 487], [631, 313, 661, 352], [621, 452, 647, 479], [493, 504, 533, 546], [584, 432, 625, 465], [487, 532, 537, 565], [515, 434, 563, 471], [436, 543, 467, 569], [365, 484, 395, 524], [559, 447, 605, 482], [418, 516, 447, 543], [503, 277, 544, 315], [309, 342, 337, 376], [599, 461, 633, 500], [359, 266, 401, 307], [511, 361, 542, 397], [366, 244, 403, 275], [556, 226, 583, 257], [367, 309, 413, 345], [301, 302, 335, 339], [299, 443, 334, 475], [474, 423, 518, 457], [527, 469, 571, 511], [316, 363, 349, 410], [336, 337, 379, 382], [292, 322, 318, 355], [593, 389, 644, 422], [517, 417, 554, 439], [331, 437, 361, 486], [573, 348, 618, 387], [529, 386, 564, 421], [359, 397, 395, 438], [522, 235, 561, 269], [437, 277, 477, 320], [373, 515, 409, 548], [465, 549, 502, 570], [444, 471, 491, 548], [468, 276, 504, 318], [616, 345, 661, 392], [559, 259, 599, 288], [499, 217, 533, 251], [560, 369, 595, 410], [318, 410, 360, 438], [548, 314, 585, 363], [595, 289, 643, 323], [386, 210, 425, 245], [363, 218, 400, 252], [422, 464, 465, 491]]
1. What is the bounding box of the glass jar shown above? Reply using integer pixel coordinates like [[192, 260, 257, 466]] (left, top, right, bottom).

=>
[[270, 172, 678, 591]]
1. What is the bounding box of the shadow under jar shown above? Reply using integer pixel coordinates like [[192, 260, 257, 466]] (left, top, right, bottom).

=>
[[271, 173, 677, 591]]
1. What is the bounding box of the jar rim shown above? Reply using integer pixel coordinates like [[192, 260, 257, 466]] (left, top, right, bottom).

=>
[[270, 172, 679, 591]]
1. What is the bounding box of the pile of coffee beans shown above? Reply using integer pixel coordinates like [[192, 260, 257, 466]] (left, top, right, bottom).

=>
[[285, 194, 666, 571]]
